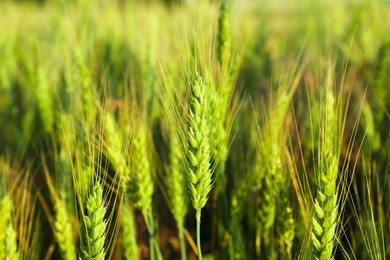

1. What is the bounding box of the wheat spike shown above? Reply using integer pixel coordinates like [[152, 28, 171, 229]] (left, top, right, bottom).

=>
[[53, 196, 76, 260], [103, 112, 130, 188], [311, 82, 339, 260], [122, 198, 139, 260], [186, 73, 213, 222], [81, 183, 107, 260], [0, 195, 19, 260]]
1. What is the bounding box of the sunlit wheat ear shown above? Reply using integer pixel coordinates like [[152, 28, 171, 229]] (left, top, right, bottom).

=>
[[258, 143, 283, 250], [81, 183, 107, 260], [168, 130, 188, 227], [52, 194, 76, 260], [0, 195, 19, 260], [212, 0, 235, 173], [167, 130, 188, 260], [186, 73, 213, 260], [129, 126, 153, 217], [0, 195, 10, 259], [35, 66, 54, 134], [75, 49, 96, 132], [217, 0, 231, 66], [311, 83, 339, 260], [208, 87, 229, 174], [43, 156, 76, 260], [256, 94, 291, 253], [5, 220, 19, 260], [122, 198, 138, 260], [103, 112, 130, 188], [186, 73, 213, 222], [129, 120, 163, 260], [277, 182, 295, 259]]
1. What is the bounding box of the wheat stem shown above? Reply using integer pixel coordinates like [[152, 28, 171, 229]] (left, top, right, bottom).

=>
[[145, 210, 162, 260], [196, 214, 202, 260], [178, 225, 186, 260]]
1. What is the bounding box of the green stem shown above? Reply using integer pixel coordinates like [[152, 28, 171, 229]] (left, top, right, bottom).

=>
[[150, 232, 155, 260], [178, 225, 187, 260], [146, 211, 163, 260], [197, 210, 202, 260], [145, 211, 155, 260]]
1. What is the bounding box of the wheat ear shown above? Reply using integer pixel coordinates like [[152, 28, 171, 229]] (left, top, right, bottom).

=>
[[81, 182, 107, 260], [53, 196, 77, 260], [168, 130, 188, 260], [186, 73, 213, 260], [311, 83, 339, 260], [0, 195, 19, 260], [130, 126, 162, 260], [217, 0, 231, 66], [122, 197, 139, 260], [103, 112, 130, 188]]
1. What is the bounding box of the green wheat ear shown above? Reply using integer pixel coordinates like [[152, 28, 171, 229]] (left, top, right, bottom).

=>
[[53, 196, 77, 260], [217, 0, 231, 66], [129, 124, 162, 260], [311, 81, 339, 260], [168, 130, 188, 227], [122, 198, 139, 260], [81, 183, 107, 260], [129, 125, 154, 217], [167, 130, 188, 260], [277, 183, 295, 259], [0, 195, 19, 260], [186, 73, 213, 222], [186, 72, 213, 260], [103, 112, 130, 188]]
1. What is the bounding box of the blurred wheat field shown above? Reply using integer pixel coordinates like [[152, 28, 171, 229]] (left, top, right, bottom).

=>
[[0, 0, 390, 259]]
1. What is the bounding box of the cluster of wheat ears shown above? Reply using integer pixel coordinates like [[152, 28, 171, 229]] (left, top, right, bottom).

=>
[[0, 0, 390, 259]]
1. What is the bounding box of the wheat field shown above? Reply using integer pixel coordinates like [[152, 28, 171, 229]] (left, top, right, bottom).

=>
[[0, 0, 389, 259]]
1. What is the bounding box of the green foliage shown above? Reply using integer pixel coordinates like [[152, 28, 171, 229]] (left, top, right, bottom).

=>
[[0, 0, 389, 259]]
